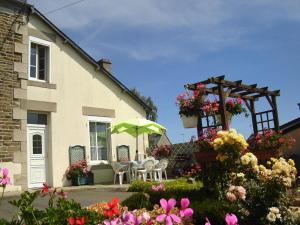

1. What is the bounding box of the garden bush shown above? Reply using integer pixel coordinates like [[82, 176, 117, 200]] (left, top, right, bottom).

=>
[[124, 178, 203, 210], [190, 198, 231, 225]]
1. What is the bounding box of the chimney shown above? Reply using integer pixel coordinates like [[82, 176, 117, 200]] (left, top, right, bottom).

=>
[[98, 59, 112, 73]]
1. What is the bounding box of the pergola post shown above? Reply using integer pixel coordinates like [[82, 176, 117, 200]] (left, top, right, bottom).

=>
[[250, 100, 258, 135], [217, 83, 228, 130], [197, 116, 203, 137], [271, 95, 280, 131]]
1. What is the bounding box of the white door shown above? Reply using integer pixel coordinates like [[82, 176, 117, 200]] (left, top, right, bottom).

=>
[[27, 125, 47, 188]]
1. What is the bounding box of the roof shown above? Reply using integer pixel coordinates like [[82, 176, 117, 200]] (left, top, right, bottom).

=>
[[149, 133, 172, 146], [280, 117, 300, 134], [9, 0, 152, 112]]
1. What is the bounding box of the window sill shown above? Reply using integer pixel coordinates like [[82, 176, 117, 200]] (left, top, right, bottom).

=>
[[27, 80, 57, 89], [89, 160, 109, 166]]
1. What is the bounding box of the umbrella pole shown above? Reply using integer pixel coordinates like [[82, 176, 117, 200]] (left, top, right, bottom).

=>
[[136, 127, 138, 160]]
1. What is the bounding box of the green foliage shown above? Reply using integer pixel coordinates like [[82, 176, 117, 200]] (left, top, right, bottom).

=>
[[190, 199, 230, 225], [124, 178, 203, 209], [130, 87, 158, 122], [121, 192, 151, 210], [2, 190, 104, 225]]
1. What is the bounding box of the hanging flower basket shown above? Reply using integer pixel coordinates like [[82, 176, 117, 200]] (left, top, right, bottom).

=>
[[193, 151, 218, 163], [180, 114, 198, 128], [216, 112, 233, 127]]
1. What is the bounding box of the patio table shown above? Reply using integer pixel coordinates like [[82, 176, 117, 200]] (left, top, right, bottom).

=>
[[120, 159, 159, 182]]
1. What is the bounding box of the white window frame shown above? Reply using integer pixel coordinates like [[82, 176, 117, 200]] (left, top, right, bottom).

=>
[[88, 116, 112, 165], [28, 36, 52, 83]]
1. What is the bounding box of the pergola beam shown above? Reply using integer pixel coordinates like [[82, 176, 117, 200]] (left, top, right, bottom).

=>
[[204, 88, 255, 100], [187, 76, 280, 99]]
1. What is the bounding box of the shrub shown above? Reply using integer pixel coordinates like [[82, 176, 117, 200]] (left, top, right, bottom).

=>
[[121, 192, 151, 210], [2, 189, 103, 225], [124, 178, 203, 210], [191, 198, 231, 225], [151, 144, 172, 158]]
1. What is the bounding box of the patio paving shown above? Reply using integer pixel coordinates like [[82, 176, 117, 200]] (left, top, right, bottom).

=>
[[0, 185, 134, 220]]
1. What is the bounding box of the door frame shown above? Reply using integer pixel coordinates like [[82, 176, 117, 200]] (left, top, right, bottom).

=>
[[27, 124, 48, 189]]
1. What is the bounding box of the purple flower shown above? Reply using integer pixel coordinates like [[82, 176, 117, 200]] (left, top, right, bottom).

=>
[[122, 211, 142, 225], [0, 168, 11, 186], [225, 213, 238, 225], [103, 218, 120, 225], [179, 198, 193, 217], [156, 198, 181, 225]]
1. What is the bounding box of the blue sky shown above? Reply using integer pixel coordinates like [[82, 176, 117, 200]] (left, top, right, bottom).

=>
[[29, 0, 300, 143]]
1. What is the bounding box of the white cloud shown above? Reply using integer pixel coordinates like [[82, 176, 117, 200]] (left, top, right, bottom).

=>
[[28, 0, 300, 61]]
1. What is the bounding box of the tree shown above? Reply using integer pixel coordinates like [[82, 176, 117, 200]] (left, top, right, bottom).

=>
[[130, 87, 158, 122]]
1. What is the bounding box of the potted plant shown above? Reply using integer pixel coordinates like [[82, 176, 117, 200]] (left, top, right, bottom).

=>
[[248, 129, 296, 160], [193, 128, 219, 163], [216, 98, 248, 126], [201, 99, 219, 116], [65, 160, 90, 186], [176, 83, 206, 128], [152, 144, 172, 159]]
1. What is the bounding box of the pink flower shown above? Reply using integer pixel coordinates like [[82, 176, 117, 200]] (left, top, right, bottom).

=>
[[226, 192, 237, 202], [156, 198, 181, 225], [0, 168, 11, 186], [152, 182, 165, 192], [61, 191, 68, 199], [205, 217, 211, 225], [179, 198, 193, 217], [225, 213, 238, 225]]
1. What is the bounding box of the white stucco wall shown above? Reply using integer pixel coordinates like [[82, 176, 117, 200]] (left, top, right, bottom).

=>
[[0, 162, 21, 193], [26, 15, 148, 187]]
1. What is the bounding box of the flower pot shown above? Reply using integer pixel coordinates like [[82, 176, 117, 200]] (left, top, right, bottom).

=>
[[180, 115, 198, 128], [71, 176, 87, 186], [216, 112, 232, 127], [193, 151, 218, 163], [87, 172, 94, 185], [251, 148, 283, 161]]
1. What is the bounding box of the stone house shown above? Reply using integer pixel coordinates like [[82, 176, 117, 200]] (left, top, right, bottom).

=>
[[0, 0, 151, 192]]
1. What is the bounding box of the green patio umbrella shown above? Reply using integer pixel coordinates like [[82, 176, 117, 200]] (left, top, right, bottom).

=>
[[111, 118, 166, 160]]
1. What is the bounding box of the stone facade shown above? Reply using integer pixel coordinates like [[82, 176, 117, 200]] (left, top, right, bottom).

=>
[[0, 2, 29, 191]]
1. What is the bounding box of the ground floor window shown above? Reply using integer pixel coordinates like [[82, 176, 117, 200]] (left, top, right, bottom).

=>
[[89, 121, 110, 162]]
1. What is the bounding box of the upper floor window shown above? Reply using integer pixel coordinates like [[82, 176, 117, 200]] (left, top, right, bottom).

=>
[[29, 37, 51, 82]]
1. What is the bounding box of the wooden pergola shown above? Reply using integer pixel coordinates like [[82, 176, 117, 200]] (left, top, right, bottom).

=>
[[185, 75, 280, 136]]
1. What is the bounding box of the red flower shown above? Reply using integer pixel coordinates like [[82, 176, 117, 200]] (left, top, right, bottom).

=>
[[278, 137, 285, 143], [193, 90, 200, 97], [68, 216, 85, 225], [196, 83, 205, 89], [41, 183, 49, 193], [104, 197, 120, 218]]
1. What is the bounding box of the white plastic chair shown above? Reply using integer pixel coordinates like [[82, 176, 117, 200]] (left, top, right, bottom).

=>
[[153, 159, 168, 181], [137, 160, 155, 181], [138, 153, 147, 161], [111, 162, 130, 185]]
